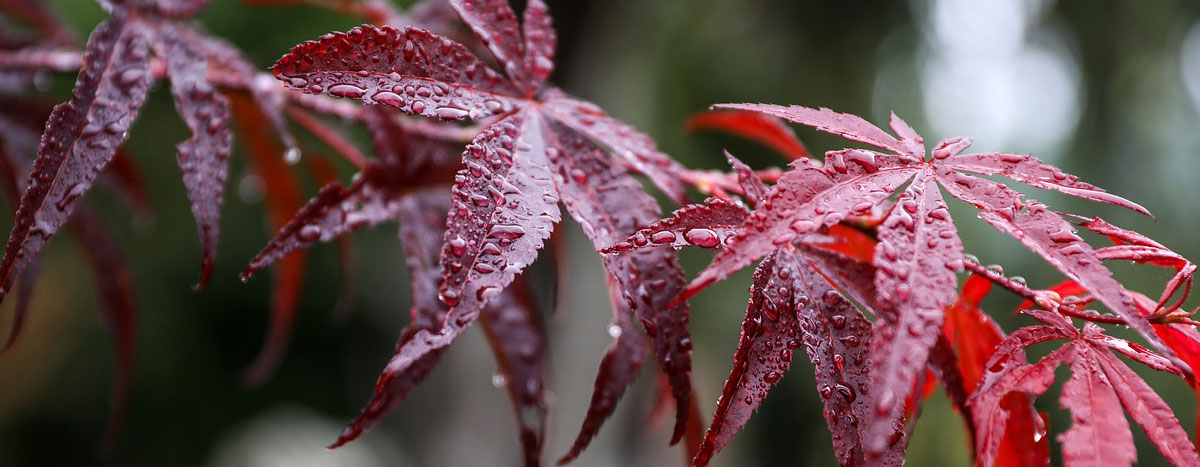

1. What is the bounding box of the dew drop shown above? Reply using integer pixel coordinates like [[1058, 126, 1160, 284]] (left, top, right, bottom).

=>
[[683, 228, 720, 248], [297, 225, 321, 242], [328, 84, 366, 99], [435, 106, 470, 120], [283, 147, 302, 165], [372, 91, 403, 107], [649, 231, 676, 244], [489, 225, 525, 239], [449, 236, 468, 256]]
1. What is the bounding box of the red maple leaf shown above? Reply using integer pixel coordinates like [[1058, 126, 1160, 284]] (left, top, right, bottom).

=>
[[270, 1, 701, 459]]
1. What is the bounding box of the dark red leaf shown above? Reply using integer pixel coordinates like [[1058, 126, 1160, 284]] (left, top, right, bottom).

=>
[[242, 176, 398, 280], [942, 148, 1150, 216], [521, 0, 554, 90], [1093, 344, 1200, 466], [686, 110, 811, 160], [152, 0, 211, 18], [714, 104, 912, 156], [436, 110, 558, 326], [556, 289, 648, 465], [156, 26, 234, 289], [865, 170, 963, 458], [272, 25, 521, 121], [478, 278, 548, 467], [550, 121, 694, 453], [448, 0, 528, 90], [937, 169, 1192, 378], [794, 251, 881, 466], [335, 112, 563, 447], [1058, 342, 1136, 467], [942, 275, 1049, 467], [972, 339, 1075, 465], [887, 112, 925, 158], [600, 197, 748, 254], [683, 150, 918, 301], [0, 13, 153, 306], [543, 93, 690, 203], [330, 188, 453, 448], [67, 207, 137, 447], [723, 151, 768, 207]]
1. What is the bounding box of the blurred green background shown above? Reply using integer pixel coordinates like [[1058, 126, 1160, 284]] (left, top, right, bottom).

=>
[[3, 0, 1200, 465]]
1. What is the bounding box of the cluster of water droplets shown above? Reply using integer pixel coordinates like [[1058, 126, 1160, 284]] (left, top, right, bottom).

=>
[[275, 25, 519, 123], [23, 22, 153, 247], [437, 114, 559, 317]]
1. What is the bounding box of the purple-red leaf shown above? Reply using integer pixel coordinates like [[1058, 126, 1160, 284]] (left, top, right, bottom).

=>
[[272, 25, 521, 121], [550, 121, 694, 454], [943, 275, 1049, 467], [601, 197, 747, 254], [723, 151, 768, 207], [543, 94, 690, 203], [436, 110, 559, 321], [336, 112, 562, 447], [448, 0, 528, 90], [0, 13, 153, 306], [1093, 341, 1200, 466], [865, 170, 963, 458], [521, 0, 554, 91], [972, 340, 1075, 466], [478, 278, 548, 467], [242, 170, 400, 280], [683, 150, 917, 302], [1058, 343, 1136, 467], [692, 251, 796, 466], [937, 169, 1192, 378], [330, 189, 454, 447], [942, 149, 1150, 216], [68, 207, 137, 447], [156, 26, 233, 289], [715, 104, 912, 156]]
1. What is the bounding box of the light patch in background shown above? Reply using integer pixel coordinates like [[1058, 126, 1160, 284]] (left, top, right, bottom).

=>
[[1179, 21, 1200, 112], [916, 0, 1082, 157], [207, 405, 406, 467]]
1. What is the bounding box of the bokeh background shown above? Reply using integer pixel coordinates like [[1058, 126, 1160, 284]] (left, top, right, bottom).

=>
[[3, 0, 1200, 465]]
